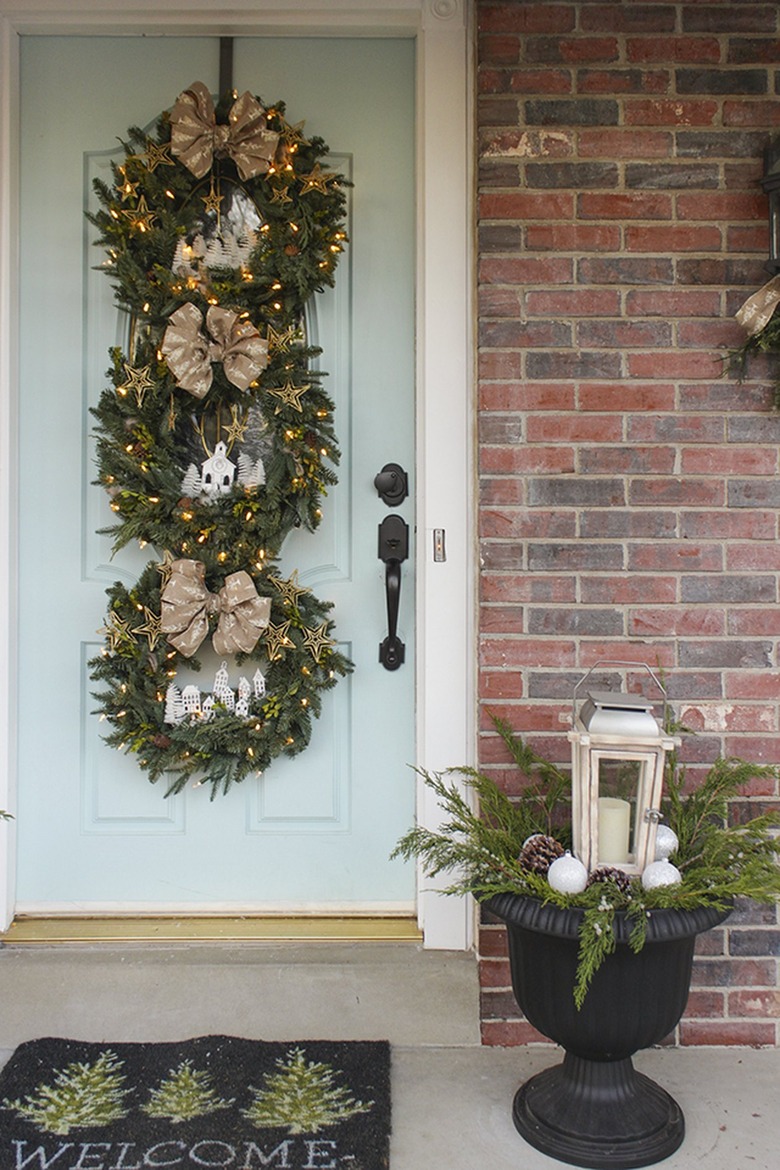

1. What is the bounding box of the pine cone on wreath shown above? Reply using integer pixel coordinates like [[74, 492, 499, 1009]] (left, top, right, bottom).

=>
[[585, 866, 633, 896], [518, 833, 565, 876]]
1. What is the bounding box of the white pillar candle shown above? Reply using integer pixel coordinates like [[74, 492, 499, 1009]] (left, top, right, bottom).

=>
[[598, 797, 631, 864]]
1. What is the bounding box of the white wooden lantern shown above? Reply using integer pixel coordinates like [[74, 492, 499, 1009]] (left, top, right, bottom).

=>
[[567, 664, 680, 876]]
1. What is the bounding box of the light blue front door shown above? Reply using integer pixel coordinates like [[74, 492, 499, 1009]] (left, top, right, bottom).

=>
[[16, 36, 415, 911]]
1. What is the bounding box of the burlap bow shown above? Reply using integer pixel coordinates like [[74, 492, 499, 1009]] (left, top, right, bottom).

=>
[[735, 274, 780, 336], [161, 303, 269, 399], [160, 558, 271, 657], [170, 81, 280, 181]]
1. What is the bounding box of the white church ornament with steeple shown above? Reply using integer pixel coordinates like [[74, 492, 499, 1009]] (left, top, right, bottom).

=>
[[200, 441, 236, 497]]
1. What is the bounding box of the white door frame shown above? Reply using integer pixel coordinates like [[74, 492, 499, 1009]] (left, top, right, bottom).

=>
[[0, 0, 475, 949]]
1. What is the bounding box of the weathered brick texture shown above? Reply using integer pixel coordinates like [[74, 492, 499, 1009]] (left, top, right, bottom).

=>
[[477, 1, 780, 1047]]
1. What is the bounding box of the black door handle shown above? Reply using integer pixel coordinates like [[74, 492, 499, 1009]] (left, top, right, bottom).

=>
[[378, 514, 408, 671], [381, 559, 404, 670]]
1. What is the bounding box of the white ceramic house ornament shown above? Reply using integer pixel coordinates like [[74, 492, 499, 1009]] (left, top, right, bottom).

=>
[[567, 662, 680, 876], [201, 441, 236, 497], [181, 684, 202, 717], [213, 661, 230, 696], [235, 677, 251, 717]]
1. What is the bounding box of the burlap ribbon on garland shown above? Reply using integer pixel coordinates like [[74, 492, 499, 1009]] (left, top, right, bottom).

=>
[[735, 274, 780, 336], [170, 80, 280, 181], [161, 303, 269, 399], [160, 558, 271, 657]]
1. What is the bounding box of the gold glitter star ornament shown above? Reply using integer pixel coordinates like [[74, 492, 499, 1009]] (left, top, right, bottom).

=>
[[133, 606, 163, 651], [268, 569, 311, 609], [263, 619, 294, 661], [302, 622, 335, 663], [267, 379, 311, 413], [299, 163, 336, 195], [139, 139, 174, 172], [102, 612, 135, 653], [117, 363, 156, 407]]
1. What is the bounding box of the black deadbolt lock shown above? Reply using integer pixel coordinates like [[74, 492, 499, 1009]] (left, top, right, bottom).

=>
[[374, 463, 409, 507]]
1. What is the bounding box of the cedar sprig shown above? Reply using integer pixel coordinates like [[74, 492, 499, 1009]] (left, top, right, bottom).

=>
[[391, 767, 552, 902], [490, 712, 572, 839], [663, 754, 780, 903]]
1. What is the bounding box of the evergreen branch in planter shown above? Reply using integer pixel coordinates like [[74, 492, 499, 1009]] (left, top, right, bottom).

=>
[[394, 722, 780, 1006], [391, 767, 557, 903], [489, 713, 572, 838]]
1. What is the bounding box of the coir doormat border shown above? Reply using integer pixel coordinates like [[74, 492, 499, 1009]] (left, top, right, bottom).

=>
[[0, 1035, 391, 1169]]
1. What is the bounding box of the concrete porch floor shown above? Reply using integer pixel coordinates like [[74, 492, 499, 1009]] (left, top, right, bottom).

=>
[[0, 942, 777, 1169]]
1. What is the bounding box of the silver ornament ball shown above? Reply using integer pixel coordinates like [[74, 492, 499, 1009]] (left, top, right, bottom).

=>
[[547, 851, 588, 895], [654, 824, 679, 861], [641, 859, 682, 890]]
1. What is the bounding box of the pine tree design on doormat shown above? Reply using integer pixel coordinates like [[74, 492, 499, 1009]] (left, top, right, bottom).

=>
[[242, 1047, 373, 1134], [0, 1036, 391, 1170], [87, 81, 354, 796], [2, 1050, 131, 1136], [141, 1060, 234, 1124]]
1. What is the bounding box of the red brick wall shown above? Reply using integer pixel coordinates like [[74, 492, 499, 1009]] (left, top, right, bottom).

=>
[[476, 0, 780, 1046]]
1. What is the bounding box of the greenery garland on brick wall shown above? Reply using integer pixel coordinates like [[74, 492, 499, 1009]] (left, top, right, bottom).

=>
[[89, 82, 352, 796], [732, 272, 780, 406]]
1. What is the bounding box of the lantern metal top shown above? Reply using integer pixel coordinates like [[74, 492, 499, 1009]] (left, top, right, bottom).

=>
[[579, 691, 660, 737], [572, 660, 670, 739], [581, 691, 654, 713]]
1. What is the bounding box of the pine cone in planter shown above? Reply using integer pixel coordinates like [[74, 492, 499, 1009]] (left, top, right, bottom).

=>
[[586, 866, 633, 896], [519, 833, 565, 876]]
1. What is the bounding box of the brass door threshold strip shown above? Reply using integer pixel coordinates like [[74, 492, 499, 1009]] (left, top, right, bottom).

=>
[[1, 916, 423, 945]]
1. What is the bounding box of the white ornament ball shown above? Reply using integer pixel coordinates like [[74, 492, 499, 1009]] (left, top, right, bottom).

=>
[[547, 852, 588, 895], [641, 859, 682, 890], [654, 824, 679, 861]]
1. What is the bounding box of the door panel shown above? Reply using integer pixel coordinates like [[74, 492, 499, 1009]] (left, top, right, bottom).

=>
[[17, 36, 415, 910]]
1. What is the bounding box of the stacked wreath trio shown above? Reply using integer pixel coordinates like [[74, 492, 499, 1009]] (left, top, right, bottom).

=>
[[89, 81, 352, 797]]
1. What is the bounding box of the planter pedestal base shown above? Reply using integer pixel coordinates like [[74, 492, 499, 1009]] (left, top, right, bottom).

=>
[[485, 895, 731, 1169], [513, 1052, 684, 1170]]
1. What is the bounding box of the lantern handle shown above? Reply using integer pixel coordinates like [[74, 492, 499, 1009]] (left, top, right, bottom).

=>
[[572, 660, 670, 730]]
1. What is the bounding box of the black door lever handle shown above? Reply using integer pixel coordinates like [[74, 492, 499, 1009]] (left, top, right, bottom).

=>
[[380, 559, 404, 670], [378, 514, 408, 671]]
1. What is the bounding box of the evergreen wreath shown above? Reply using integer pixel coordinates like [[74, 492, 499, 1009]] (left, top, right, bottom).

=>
[[88, 81, 353, 796]]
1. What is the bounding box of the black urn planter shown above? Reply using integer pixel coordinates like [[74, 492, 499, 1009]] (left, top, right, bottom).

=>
[[486, 893, 731, 1170]]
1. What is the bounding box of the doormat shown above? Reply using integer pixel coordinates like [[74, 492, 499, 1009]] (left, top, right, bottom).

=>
[[0, 1035, 391, 1169]]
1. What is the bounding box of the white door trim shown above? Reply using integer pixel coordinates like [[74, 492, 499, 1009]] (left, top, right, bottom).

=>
[[0, 0, 476, 949]]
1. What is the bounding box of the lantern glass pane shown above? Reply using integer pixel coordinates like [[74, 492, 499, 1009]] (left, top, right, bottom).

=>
[[596, 757, 643, 866]]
